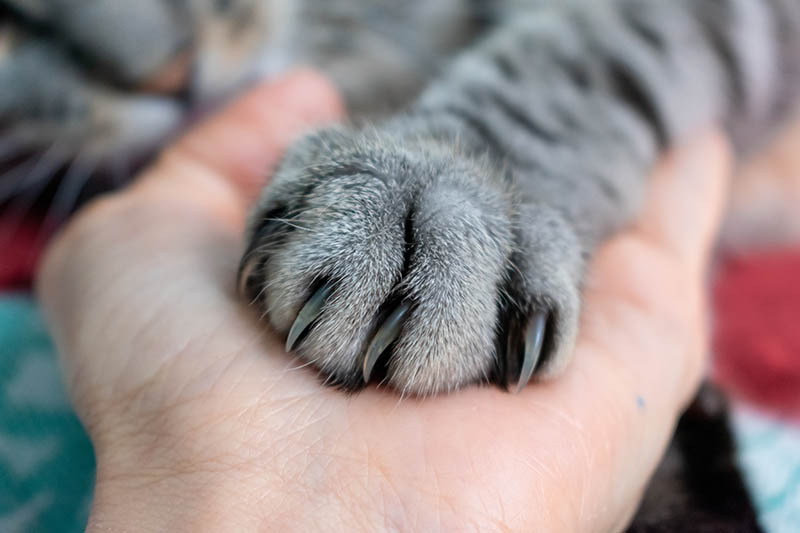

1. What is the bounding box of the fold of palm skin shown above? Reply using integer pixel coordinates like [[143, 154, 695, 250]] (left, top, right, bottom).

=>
[[38, 69, 730, 531]]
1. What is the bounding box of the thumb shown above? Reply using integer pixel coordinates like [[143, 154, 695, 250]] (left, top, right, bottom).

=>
[[633, 131, 732, 278], [160, 68, 344, 203]]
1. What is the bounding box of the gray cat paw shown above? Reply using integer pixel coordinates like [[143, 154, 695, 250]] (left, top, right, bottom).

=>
[[239, 129, 585, 395]]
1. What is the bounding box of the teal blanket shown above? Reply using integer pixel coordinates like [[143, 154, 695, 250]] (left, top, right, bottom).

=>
[[0, 296, 94, 532]]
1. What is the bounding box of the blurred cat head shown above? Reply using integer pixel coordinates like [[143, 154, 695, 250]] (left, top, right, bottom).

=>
[[0, 0, 477, 222], [0, 0, 293, 168]]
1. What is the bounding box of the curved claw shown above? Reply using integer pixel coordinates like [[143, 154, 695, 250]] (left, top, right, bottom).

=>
[[237, 255, 259, 297], [363, 302, 412, 383], [514, 311, 548, 393], [286, 283, 334, 352]]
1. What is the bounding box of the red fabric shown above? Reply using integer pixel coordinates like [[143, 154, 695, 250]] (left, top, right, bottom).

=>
[[0, 217, 47, 291], [713, 249, 800, 418]]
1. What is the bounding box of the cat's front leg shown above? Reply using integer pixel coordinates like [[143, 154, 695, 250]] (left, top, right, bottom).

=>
[[239, 0, 800, 394], [238, 125, 585, 395]]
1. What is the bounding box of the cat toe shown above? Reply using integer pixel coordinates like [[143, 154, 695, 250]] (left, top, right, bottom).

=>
[[241, 130, 587, 394], [503, 310, 548, 393]]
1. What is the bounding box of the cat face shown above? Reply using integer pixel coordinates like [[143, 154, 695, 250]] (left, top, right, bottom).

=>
[[0, 0, 293, 164], [0, 0, 477, 217]]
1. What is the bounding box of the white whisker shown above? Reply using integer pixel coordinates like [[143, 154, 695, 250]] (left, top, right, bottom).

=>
[[44, 151, 99, 227], [0, 142, 68, 247], [0, 140, 66, 198]]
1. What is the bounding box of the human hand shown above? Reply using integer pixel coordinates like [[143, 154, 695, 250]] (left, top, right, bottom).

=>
[[37, 69, 731, 532]]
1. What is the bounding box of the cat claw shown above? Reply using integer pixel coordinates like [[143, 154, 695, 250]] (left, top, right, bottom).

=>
[[362, 302, 412, 382], [286, 283, 334, 352], [510, 310, 548, 393], [238, 219, 281, 298], [237, 255, 259, 297], [286, 282, 548, 390]]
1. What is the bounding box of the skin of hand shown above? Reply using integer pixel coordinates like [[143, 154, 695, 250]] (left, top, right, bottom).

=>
[[37, 69, 731, 532]]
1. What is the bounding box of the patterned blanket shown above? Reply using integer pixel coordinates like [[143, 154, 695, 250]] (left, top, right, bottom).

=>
[[0, 296, 93, 533]]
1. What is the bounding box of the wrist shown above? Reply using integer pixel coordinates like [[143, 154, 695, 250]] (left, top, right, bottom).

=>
[[85, 406, 272, 530], [89, 464, 255, 531], [88, 425, 270, 531], [87, 417, 371, 531]]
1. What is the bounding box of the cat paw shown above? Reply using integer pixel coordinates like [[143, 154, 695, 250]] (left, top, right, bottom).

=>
[[239, 129, 585, 395]]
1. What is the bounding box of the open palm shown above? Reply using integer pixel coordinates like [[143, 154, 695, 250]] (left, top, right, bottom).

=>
[[38, 70, 730, 532]]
